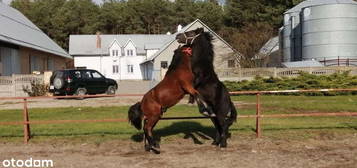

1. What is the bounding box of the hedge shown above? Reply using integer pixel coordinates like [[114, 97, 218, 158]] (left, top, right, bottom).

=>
[[223, 71, 357, 96]]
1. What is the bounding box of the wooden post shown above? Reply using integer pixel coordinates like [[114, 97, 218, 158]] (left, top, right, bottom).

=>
[[256, 93, 261, 138], [23, 98, 30, 144], [338, 56, 340, 66], [324, 57, 326, 66]]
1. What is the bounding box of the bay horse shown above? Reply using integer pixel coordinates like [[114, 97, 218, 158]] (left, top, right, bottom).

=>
[[128, 46, 212, 154], [176, 28, 238, 147]]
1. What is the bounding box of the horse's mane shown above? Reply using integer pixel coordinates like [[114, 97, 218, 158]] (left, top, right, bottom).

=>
[[166, 47, 184, 75], [191, 32, 214, 69]]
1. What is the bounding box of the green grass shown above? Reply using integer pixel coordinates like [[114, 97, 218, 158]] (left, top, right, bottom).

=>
[[0, 95, 356, 143]]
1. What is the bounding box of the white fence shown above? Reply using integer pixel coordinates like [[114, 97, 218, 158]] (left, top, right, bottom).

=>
[[217, 66, 357, 81], [0, 74, 44, 97]]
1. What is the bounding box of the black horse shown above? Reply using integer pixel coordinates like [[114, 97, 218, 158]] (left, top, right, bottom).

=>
[[176, 27, 237, 147]]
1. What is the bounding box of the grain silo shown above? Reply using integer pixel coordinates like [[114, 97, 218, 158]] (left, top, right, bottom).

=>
[[280, 0, 357, 66]]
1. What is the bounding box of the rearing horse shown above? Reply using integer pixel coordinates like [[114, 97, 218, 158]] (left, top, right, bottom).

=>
[[128, 46, 211, 154], [176, 28, 238, 148]]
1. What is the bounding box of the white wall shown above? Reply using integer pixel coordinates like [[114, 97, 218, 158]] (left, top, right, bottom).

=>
[[146, 49, 159, 58], [74, 40, 146, 80], [74, 56, 102, 72], [119, 41, 145, 80]]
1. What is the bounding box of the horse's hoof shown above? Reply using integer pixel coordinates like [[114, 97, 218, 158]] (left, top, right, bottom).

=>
[[202, 111, 210, 116], [211, 141, 219, 146], [210, 113, 216, 117], [219, 142, 227, 148], [145, 144, 151, 151], [153, 143, 160, 149], [151, 147, 161, 154]]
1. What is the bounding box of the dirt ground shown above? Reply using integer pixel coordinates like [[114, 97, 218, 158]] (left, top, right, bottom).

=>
[[0, 134, 356, 168]]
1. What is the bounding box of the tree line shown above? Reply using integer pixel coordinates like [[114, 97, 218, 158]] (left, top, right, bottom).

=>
[[11, 0, 304, 67]]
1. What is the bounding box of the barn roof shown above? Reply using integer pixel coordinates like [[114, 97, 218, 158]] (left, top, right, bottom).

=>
[[0, 3, 71, 59]]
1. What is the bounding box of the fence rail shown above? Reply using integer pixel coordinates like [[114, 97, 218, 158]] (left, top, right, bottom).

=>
[[0, 88, 357, 144], [217, 66, 357, 81]]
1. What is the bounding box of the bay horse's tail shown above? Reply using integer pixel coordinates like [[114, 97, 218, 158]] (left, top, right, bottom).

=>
[[128, 102, 143, 130]]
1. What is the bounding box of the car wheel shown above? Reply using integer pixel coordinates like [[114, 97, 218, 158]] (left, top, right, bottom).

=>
[[53, 77, 64, 89], [75, 88, 87, 99], [106, 85, 116, 95]]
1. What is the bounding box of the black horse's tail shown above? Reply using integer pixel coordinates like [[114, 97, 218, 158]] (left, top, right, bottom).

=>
[[227, 101, 237, 126], [128, 102, 143, 130]]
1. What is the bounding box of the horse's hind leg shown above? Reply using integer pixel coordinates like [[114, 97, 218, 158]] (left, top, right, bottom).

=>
[[210, 117, 222, 146], [143, 114, 161, 154]]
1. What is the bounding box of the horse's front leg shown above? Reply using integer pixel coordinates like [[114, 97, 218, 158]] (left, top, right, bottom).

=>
[[143, 115, 161, 154]]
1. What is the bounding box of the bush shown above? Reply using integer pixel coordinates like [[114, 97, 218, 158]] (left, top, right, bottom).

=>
[[22, 80, 49, 97], [224, 72, 357, 96]]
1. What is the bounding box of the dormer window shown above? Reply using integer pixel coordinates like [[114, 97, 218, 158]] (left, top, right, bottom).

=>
[[112, 50, 119, 56], [127, 49, 134, 56]]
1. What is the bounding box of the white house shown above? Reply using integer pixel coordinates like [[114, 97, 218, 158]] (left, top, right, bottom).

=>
[[69, 19, 238, 81], [70, 33, 172, 80]]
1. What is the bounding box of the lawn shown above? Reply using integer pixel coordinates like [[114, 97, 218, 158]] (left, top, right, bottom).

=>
[[0, 95, 356, 143]]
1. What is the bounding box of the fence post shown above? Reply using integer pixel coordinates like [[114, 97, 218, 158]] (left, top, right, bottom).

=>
[[256, 93, 261, 138], [23, 98, 30, 144], [239, 68, 242, 79], [12, 74, 16, 97], [273, 67, 277, 77]]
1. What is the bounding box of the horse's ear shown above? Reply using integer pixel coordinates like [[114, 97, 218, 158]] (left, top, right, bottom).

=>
[[195, 27, 204, 34]]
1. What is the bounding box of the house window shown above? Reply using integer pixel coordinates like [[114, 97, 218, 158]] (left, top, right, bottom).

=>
[[127, 65, 134, 73], [127, 49, 133, 56], [113, 65, 119, 74], [161, 61, 168, 69], [112, 50, 115, 56], [47, 57, 54, 71], [228, 60, 235, 68], [115, 50, 119, 56]]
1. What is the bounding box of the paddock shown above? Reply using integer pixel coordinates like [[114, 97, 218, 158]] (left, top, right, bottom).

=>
[[0, 89, 356, 167]]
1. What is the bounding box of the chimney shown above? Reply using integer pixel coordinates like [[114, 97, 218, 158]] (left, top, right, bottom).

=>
[[177, 24, 182, 32], [96, 31, 101, 48]]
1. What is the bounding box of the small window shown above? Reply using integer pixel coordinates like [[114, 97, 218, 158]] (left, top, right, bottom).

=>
[[92, 71, 103, 78], [228, 60, 235, 68], [127, 49, 134, 56], [161, 61, 168, 69], [127, 65, 134, 73], [113, 65, 119, 74], [115, 50, 119, 56], [112, 50, 115, 56]]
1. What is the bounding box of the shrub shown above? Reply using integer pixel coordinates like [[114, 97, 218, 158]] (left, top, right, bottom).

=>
[[22, 80, 49, 97], [224, 72, 357, 96]]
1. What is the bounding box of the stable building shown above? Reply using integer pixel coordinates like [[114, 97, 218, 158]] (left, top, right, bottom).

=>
[[0, 2, 72, 76]]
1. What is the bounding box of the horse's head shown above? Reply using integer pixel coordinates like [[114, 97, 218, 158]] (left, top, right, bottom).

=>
[[176, 27, 204, 45]]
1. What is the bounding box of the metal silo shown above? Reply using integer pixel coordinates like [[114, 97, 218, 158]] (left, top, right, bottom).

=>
[[301, 2, 357, 63], [282, 0, 315, 62]]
